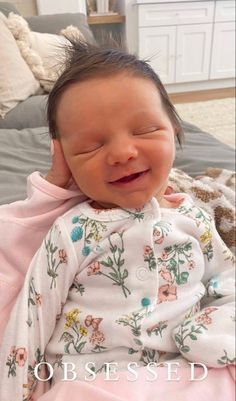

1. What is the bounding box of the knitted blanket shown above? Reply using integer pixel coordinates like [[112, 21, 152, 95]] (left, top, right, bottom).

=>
[[169, 168, 235, 252]]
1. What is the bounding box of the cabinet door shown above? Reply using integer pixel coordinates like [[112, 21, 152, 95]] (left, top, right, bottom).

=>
[[176, 24, 212, 82], [210, 22, 235, 79], [139, 26, 176, 84]]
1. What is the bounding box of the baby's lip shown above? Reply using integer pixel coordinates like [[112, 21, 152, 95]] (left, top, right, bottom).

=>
[[108, 169, 149, 184]]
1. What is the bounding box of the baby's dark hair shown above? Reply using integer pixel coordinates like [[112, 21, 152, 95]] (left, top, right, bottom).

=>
[[47, 40, 183, 143]]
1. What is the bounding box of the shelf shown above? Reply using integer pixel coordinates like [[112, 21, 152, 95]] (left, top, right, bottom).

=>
[[87, 14, 126, 25]]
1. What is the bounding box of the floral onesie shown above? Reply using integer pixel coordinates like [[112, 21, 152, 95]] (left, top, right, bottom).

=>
[[0, 195, 235, 401]]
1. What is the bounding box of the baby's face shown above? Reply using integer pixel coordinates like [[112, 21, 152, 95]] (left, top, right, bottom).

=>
[[56, 73, 175, 209]]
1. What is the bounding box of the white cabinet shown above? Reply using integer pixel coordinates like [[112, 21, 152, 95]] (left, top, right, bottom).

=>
[[139, 26, 176, 84], [139, 23, 213, 84], [133, 0, 236, 92], [176, 24, 212, 83], [137, 1, 214, 26], [210, 1, 235, 79]]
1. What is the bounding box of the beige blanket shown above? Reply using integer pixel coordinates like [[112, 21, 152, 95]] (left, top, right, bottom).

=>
[[169, 168, 235, 251]]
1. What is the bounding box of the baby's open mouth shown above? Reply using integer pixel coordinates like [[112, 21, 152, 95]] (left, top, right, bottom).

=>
[[110, 170, 149, 184]]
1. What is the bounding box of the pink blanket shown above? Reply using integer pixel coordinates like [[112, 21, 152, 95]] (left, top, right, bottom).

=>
[[38, 366, 235, 401]]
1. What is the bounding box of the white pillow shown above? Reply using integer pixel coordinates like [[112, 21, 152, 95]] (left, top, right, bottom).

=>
[[6, 13, 85, 92], [30, 31, 68, 72], [30, 25, 85, 73], [0, 12, 40, 118]]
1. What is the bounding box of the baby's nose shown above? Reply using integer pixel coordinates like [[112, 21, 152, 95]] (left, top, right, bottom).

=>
[[106, 140, 138, 165]]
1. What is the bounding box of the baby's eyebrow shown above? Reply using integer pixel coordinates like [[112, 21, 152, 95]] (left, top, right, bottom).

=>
[[63, 127, 96, 139]]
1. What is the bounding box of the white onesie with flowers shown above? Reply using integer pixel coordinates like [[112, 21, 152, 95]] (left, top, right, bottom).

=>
[[0, 195, 235, 400]]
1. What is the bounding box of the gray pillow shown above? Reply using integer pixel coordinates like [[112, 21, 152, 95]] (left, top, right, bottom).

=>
[[26, 13, 95, 44], [175, 121, 235, 176], [0, 95, 47, 129], [0, 127, 51, 204], [0, 2, 20, 16]]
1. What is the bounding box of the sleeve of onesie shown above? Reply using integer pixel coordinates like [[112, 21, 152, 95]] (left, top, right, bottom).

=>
[[172, 209, 235, 368], [0, 218, 79, 401], [0, 172, 85, 346]]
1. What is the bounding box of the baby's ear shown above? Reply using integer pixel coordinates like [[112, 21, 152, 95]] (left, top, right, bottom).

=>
[[52, 139, 70, 168], [45, 139, 72, 188]]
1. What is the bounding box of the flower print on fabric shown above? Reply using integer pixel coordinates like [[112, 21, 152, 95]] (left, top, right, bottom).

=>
[[158, 284, 177, 303], [71, 274, 85, 296], [184, 302, 201, 320], [143, 245, 156, 271], [6, 346, 27, 377], [25, 348, 45, 399], [157, 239, 195, 303], [58, 249, 68, 263], [123, 208, 145, 221], [60, 309, 106, 354], [70, 215, 107, 256], [116, 309, 147, 354], [147, 320, 168, 338], [44, 225, 68, 289], [223, 248, 235, 263], [87, 261, 101, 276], [217, 350, 236, 366], [178, 205, 214, 261], [140, 349, 166, 366], [85, 315, 107, 352], [60, 308, 87, 354], [87, 361, 115, 378], [27, 277, 42, 327], [174, 307, 218, 354], [153, 221, 172, 244], [6, 347, 44, 401], [87, 231, 131, 298]]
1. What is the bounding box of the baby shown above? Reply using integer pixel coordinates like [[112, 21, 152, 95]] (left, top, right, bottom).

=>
[[0, 41, 235, 400]]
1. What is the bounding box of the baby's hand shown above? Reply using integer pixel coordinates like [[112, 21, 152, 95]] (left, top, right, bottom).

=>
[[45, 140, 72, 188]]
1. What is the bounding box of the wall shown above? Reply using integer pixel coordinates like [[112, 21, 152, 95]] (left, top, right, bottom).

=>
[[36, 0, 86, 15], [7, 0, 37, 16]]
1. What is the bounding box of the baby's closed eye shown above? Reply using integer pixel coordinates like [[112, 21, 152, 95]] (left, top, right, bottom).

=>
[[133, 126, 159, 135]]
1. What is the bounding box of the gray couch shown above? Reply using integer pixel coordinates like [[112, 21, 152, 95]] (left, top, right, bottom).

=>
[[0, 2, 235, 205]]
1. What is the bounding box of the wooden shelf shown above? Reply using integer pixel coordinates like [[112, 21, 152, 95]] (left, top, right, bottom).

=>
[[87, 14, 126, 25]]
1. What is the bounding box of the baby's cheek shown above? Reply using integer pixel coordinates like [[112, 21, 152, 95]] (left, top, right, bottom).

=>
[[73, 162, 97, 193]]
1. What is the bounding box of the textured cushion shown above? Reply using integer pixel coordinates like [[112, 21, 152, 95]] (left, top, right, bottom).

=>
[[30, 30, 71, 69], [6, 12, 67, 92], [6, 13, 85, 92], [0, 12, 40, 118]]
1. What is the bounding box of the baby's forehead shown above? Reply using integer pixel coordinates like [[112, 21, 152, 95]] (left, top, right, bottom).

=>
[[55, 74, 170, 138], [57, 75, 163, 113]]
